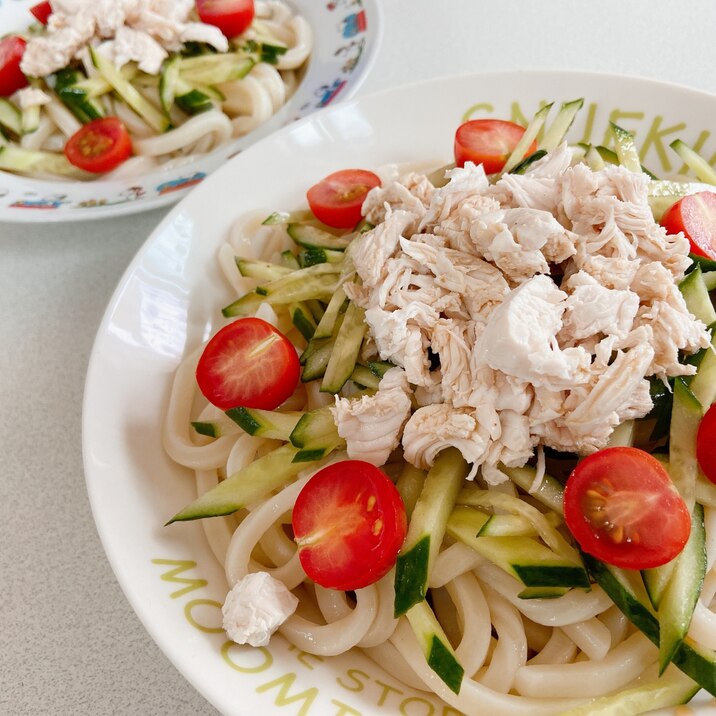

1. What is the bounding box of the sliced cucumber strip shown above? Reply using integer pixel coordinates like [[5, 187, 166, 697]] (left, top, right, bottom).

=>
[[236, 257, 292, 282], [55, 69, 105, 122], [280, 250, 301, 270], [313, 286, 347, 339], [90, 46, 169, 133], [405, 601, 464, 694], [287, 223, 351, 251], [395, 464, 427, 520], [262, 209, 314, 225], [670, 139, 716, 184], [349, 364, 381, 391], [289, 302, 318, 340], [509, 150, 547, 175], [503, 102, 553, 174], [297, 246, 345, 268], [501, 465, 565, 515], [256, 263, 340, 297], [321, 302, 367, 393], [191, 417, 240, 438], [669, 377, 703, 512], [610, 122, 642, 173], [0, 144, 87, 178], [167, 444, 314, 522], [539, 98, 584, 152], [679, 265, 716, 325], [0, 98, 23, 136], [394, 448, 468, 616], [657, 505, 706, 673], [225, 407, 303, 439], [289, 407, 344, 462], [221, 290, 264, 317]]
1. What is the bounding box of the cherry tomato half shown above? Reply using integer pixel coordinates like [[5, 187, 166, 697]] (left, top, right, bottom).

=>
[[195, 0, 255, 38], [64, 117, 132, 173], [0, 36, 28, 98], [453, 118, 536, 174], [306, 169, 381, 229], [660, 191, 716, 260], [564, 447, 691, 570], [30, 1, 53, 24], [292, 461, 407, 591], [196, 317, 300, 411], [698, 403, 716, 484]]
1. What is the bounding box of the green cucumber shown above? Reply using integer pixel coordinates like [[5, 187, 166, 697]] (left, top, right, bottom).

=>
[[476, 513, 558, 538], [0, 144, 87, 178], [159, 56, 181, 115], [280, 250, 301, 270], [225, 407, 303, 439], [669, 378, 703, 512], [20, 102, 40, 134], [509, 150, 547, 175], [349, 364, 381, 391], [679, 265, 716, 325], [702, 270, 716, 291], [657, 505, 706, 673], [539, 97, 584, 152], [502, 102, 553, 174], [289, 302, 318, 340], [236, 257, 292, 282], [221, 290, 264, 318], [585, 554, 716, 696], [610, 123, 642, 173], [297, 246, 345, 268], [517, 586, 571, 599], [395, 464, 427, 520], [167, 444, 314, 522], [54, 68, 104, 122], [670, 138, 716, 184], [501, 465, 565, 515], [394, 448, 468, 616], [262, 210, 314, 226], [288, 407, 344, 462], [405, 601, 464, 694], [584, 144, 606, 171], [321, 302, 367, 393], [287, 223, 352, 251], [175, 88, 215, 115], [690, 333, 716, 409], [313, 287, 347, 339], [594, 144, 658, 179], [0, 98, 22, 136], [447, 507, 590, 589], [89, 46, 169, 133], [301, 337, 335, 382], [256, 263, 340, 297], [191, 417, 240, 438], [554, 668, 698, 716], [179, 55, 254, 85], [367, 360, 395, 379]]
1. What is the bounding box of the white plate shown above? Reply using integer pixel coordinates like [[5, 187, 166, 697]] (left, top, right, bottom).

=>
[[83, 70, 716, 715], [0, 0, 380, 222]]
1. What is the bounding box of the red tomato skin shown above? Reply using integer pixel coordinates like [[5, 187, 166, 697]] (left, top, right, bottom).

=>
[[564, 447, 691, 570], [195, 0, 255, 38], [0, 36, 29, 97], [698, 404, 716, 484], [306, 169, 381, 229], [30, 1, 53, 24], [660, 192, 716, 260], [454, 118, 536, 174], [64, 117, 133, 173], [196, 317, 300, 411], [292, 461, 407, 591]]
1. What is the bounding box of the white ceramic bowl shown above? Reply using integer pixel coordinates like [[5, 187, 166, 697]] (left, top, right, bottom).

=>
[[0, 0, 381, 221], [83, 70, 716, 715]]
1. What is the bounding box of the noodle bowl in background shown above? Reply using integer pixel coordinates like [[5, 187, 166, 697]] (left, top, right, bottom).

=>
[[0, 0, 381, 220]]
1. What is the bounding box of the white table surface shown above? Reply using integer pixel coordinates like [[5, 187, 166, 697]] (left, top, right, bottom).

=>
[[3, 1, 716, 713]]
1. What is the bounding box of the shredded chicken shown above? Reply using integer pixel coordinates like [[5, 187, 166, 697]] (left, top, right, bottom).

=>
[[332, 146, 711, 481]]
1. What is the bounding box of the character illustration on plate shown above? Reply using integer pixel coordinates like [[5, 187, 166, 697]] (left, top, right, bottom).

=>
[[75, 185, 146, 208], [339, 9, 367, 38], [156, 172, 206, 195], [10, 192, 68, 209], [335, 37, 365, 73]]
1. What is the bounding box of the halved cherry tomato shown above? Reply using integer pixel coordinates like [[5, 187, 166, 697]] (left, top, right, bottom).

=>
[[660, 191, 716, 260], [195, 0, 255, 38], [453, 118, 536, 174], [196, 317, 299, 411], [30, 1, 53, 24], [0, 36, 28, 97], [563, 447, 691, 570], [64, 117, 133, 173], [698, 403, 716, 484], [306, 169, 381, 229], [292, 461, 407, 591]]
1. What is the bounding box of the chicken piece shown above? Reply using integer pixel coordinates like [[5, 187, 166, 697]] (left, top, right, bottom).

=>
[[330, 368, 413, 466], [14, 87, 51, 110], [476, 274, 592, 391], [222, 572, 298, 647], [481, 410, 535, 485], [430, 319, 473, 407], [103, 26, 168, 74], [402, 404, 490, 477], [350, 209, 414, 290], [362, 171, 435, 229], [559, 270, 639, 343]]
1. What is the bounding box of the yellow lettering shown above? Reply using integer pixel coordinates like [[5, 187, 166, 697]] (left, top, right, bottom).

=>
[[151, 559, 208, 599], [375, 679, 403, 706], [331, 699, 362, 716], [461, 102, 494, 122], [638, 115, 687, 172], [442, 707, 465, 716], [184, 599, 223, 633], [678, 130, 710, 173], [256, 672, 318, 716], [400, 697, 435, 716], [337, 668, 370, 693], [510, 101, 529, 127], [578, 102, 598, 145], [601, 110, 645, 146], [287, 645, 325, 670], [221, 641, 273, 673]]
